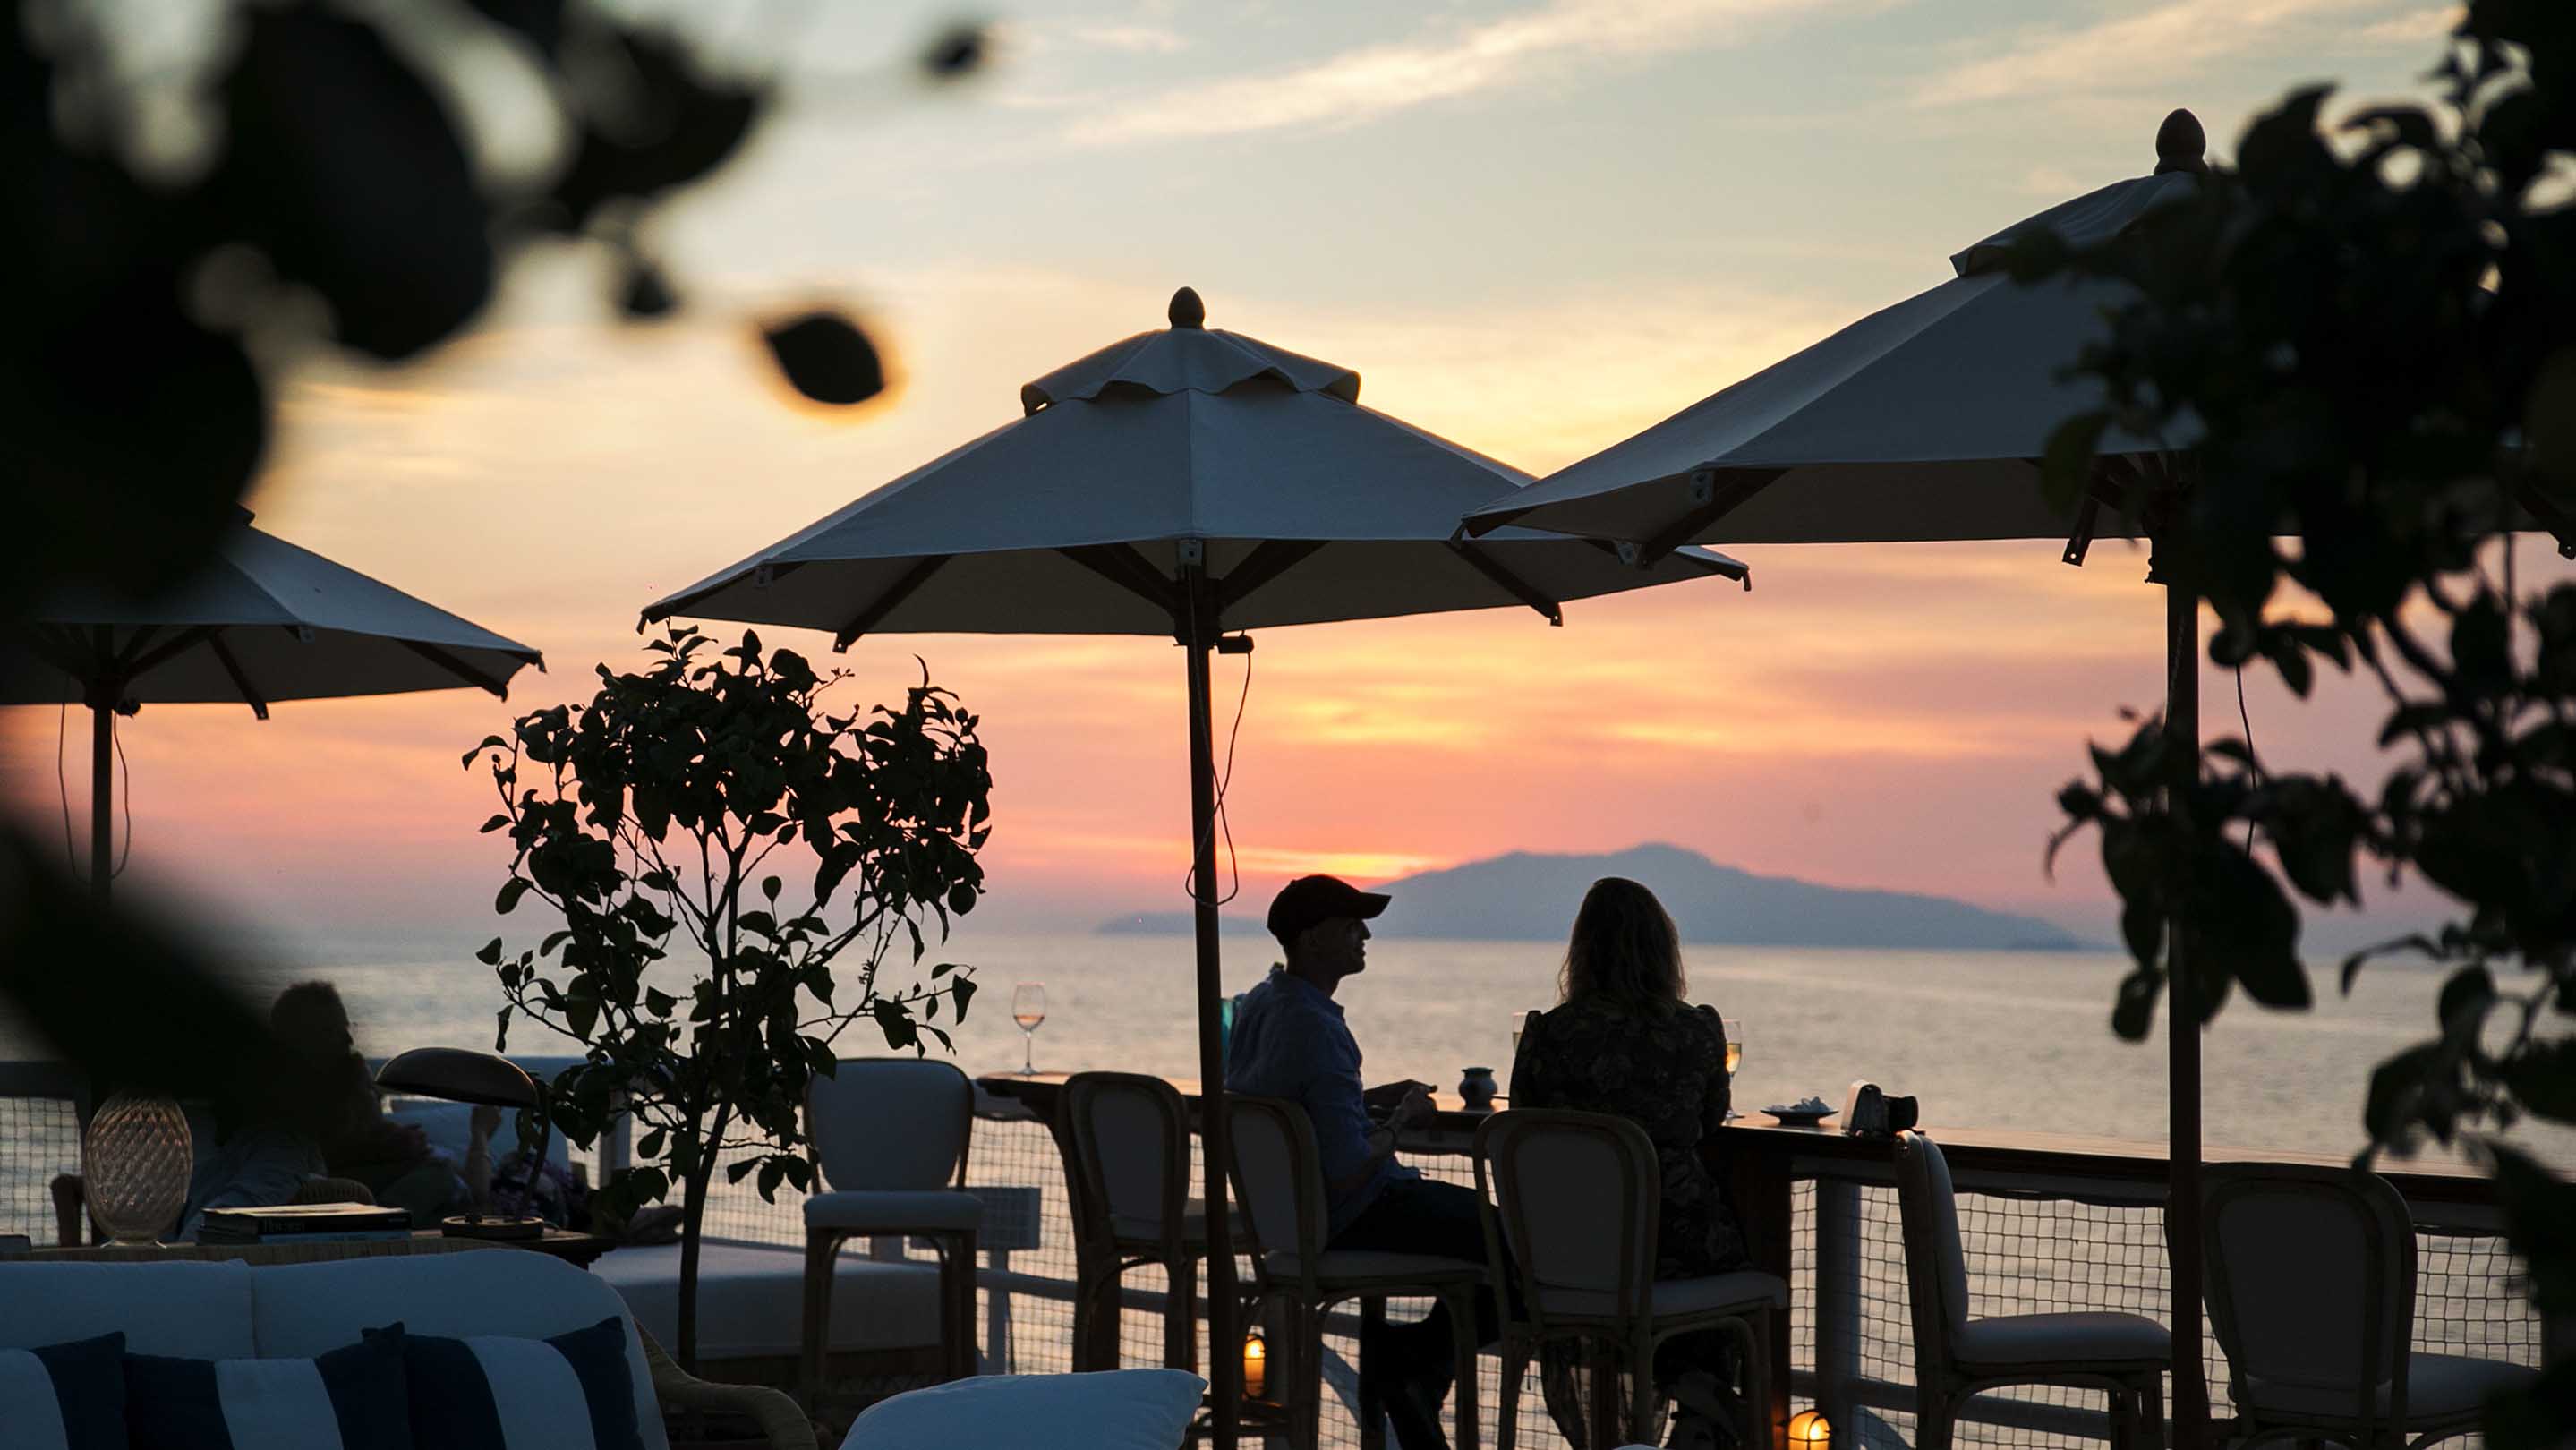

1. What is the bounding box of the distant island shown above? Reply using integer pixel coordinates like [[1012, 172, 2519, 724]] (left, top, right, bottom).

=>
[[1096, 843, 2100, 951]]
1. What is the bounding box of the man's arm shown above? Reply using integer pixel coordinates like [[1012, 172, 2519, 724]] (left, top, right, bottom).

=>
[[1323, 1087, 1432, 1199]]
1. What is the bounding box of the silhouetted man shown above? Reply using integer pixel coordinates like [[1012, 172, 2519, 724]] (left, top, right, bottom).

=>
[[1225, 874, 1499, 1450]]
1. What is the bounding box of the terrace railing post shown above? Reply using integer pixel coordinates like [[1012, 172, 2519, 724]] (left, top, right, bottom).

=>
[[1815, 1173, 1863, 1445]]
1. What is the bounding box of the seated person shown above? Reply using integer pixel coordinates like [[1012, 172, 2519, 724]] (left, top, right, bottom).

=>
[[1226, 874, 1497, 1450], [1510, 876, 1751, 1450], [269, 981, 467, 1221]]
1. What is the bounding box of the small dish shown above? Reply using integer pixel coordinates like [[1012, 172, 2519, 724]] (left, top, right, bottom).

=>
[[1763, 1104, 1836, 1127]]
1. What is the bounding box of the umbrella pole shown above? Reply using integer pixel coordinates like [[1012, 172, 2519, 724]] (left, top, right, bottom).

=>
[[2162, 558, 2207, 1450], [90, 697, 114, 907], [1182, 568, 1241, 1448]]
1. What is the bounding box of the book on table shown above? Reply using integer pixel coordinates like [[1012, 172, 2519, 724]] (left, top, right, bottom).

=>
[[198, 1202, 414, 1243]]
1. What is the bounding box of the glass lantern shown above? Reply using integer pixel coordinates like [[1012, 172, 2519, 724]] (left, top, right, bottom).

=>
[[81, 1091, 194, 1246]]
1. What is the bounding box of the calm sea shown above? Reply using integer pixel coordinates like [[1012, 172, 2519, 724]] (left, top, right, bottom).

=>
[[11, 931, 2567, 1171]]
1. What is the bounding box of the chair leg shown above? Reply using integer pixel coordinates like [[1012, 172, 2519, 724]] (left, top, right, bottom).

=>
[[2108, 1385, 2136, 1450], [943, 1229, 979, 1380], [1744, 1309, 1774, 1450], [1628, 1329, 1659, 1449], [800, 1228, 844, 1420], [1496, 1337, 1526, 1450], [1448, 1286, 1480, 1450], [1071, 1249, 1105, 1372], [1167, 1250, 1200, 1373], [2137, 1371, 2166, 1450], [1915, 1384, 1955, 1450], [1299, 1299, 1327, 1450]]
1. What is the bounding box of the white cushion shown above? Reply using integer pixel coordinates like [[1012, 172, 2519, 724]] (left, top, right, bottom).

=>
[[1268, 1249, 1487, 1284], [840, 1369, 1205, 1450], [2243, 1353, 2540, 1421], [1540, 1269, 1788, 1320], [597, 1240, 945, 1359], [247, 1250, 666, 1450], [0, 1261, 257, 1358], [806, 1190, 983, 1232], [1954, 1311, 2170, 1368]]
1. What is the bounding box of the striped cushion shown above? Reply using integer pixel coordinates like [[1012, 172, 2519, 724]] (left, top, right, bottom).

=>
[[126, 1326, 410, 1449], [386, 1315, 644, 1450], [0, 1332, 126, 1450]]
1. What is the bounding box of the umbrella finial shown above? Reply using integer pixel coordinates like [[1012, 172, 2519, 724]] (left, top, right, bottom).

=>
[[2154, 108, 2207, 175], [1168, 286, 1206, 329]]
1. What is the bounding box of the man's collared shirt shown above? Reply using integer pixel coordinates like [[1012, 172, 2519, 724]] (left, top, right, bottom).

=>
[[1224, 967, 1414, 1239]]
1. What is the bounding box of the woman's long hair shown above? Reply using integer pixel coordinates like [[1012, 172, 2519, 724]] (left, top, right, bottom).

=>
[[1558, 876, 1686, 1010]]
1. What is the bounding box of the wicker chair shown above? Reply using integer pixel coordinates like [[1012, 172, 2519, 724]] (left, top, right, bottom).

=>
[[2203, 1162, 2538, 1450], [1893, 1131, 2168, 1450], [1059, 1070, 1207, 1372]]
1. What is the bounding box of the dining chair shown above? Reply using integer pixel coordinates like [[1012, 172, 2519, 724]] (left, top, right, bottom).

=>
[[2203, 1161, 2538, 1450], [802, 1058, 983, 1416], [1228, 1094, 1485, 1450], [1893, 1130, 2169, 1450], [1474, 1108, 1784, 1450], [1060, 1070, 1208, 1372]]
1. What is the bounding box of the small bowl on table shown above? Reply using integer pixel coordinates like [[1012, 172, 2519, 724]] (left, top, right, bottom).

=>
[[1762, 1103, 1837, 1128]]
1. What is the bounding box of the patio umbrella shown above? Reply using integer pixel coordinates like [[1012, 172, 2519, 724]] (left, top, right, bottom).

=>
[[4, 508, 544, 902], [1463, 111, 2227, 1442], [644, 286, 1747, 1441]]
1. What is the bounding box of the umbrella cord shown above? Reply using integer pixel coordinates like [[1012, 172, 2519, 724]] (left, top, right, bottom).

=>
[[1186, 644, 1252, 908], [53, 698, 135, 883]]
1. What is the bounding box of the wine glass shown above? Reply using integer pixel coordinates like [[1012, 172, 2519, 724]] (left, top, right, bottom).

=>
[[1723, 1018, 1744, 1079], [1012, 982, 1048, 1076]]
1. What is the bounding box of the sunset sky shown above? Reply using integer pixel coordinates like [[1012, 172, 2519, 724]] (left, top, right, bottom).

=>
[[3, 0, 2533, 968]]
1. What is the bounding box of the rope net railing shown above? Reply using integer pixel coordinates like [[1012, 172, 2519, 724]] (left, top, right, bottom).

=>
[[1, 1080, 2543, 1450], [688, 1113, 2543, 1450]]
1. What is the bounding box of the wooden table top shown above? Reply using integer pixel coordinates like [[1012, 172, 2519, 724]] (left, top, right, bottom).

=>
[[975, 1070, 2504, 1202]]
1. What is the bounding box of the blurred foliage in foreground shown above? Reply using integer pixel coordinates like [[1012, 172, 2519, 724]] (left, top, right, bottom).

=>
[[2, 0, 981, 1101], [2029, 3, 2575, 1439]]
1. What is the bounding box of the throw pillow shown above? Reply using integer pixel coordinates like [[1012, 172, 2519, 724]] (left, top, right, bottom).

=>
[[126, 1325, 410, 1449], [841, 1369, 1207, 1450], [0, 1332, 126, 1450], [380, 1314, 643, 1450]]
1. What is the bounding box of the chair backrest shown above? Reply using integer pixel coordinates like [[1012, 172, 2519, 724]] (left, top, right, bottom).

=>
[[2203, 1162, 2415, 1426], [1892, 1131, 1973, 1358], [806, 1059, 972, 1192], [1473, 1109, 1657, 1324], [1224, 1096, 1325, 1267], [1061, 1072, 1191, 1247]]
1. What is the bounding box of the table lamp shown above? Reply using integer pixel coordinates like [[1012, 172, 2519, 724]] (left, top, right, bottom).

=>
[[375, 1047, 551, 1241]]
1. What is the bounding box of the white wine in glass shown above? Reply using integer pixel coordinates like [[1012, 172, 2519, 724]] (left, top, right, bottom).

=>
[[1723, 1019, 1744, 1079], [1012, 983, 1048, 1076]]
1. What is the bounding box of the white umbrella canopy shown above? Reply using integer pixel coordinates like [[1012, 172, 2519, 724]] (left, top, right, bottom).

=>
[[9, 515, 542, 711], [1462, 158, 2198, 554], [4, 508, 543, 899], [652, 294, 1744, 642], [1464, 113, 2242, 1447], [645, 287, 1747, 1445]]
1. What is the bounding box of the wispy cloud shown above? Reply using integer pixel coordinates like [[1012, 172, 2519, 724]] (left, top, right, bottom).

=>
[[1068, 0, 1834, 147], [1914, 0, 2379, 109], [2358, 4, 2461, 44]]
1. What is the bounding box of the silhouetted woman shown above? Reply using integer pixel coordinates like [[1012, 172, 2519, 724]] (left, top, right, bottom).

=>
[[1510, 876, 1749, 1450]]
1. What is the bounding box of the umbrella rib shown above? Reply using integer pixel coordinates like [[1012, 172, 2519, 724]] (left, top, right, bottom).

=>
[[832, 555, 952, 650], [1057, 545, 1182, 627], [205, 632, 271, 721], [21, 624, 97, 684], [1443, 539, 1562, 625], [1213, 540, 1327, 617], [1635, 466, 1787, 562], [397, 638, 517, 697], [121, 625, 222, 683]]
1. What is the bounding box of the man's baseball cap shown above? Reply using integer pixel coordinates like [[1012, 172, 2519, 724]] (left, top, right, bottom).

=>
[[1267, 874, 1390, 946]]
